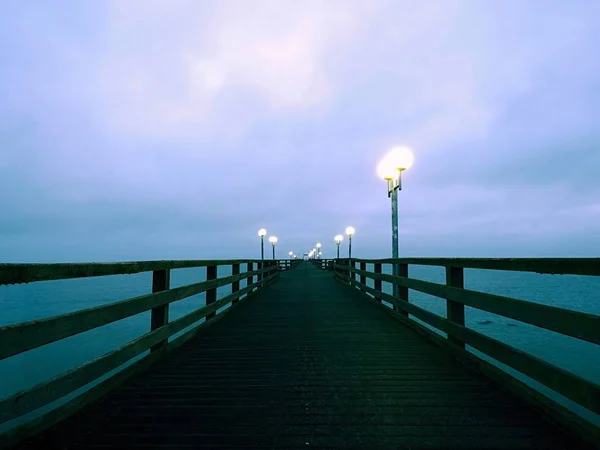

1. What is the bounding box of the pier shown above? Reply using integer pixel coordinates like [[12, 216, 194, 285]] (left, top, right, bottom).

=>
[[0, 258, 599, 449]]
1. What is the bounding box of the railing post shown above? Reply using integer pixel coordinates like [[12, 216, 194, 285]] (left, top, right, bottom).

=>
[[232, 263, 240, 305], [360, 262, 366, 291], [206, 265, 217, 320], [150, 269, 170, 352], [247, 262, 254, 293], [397, 263, 409, 317], [257, 261, 262, 287], [374, 263, 382, 302], [446, 266, 465, 348]]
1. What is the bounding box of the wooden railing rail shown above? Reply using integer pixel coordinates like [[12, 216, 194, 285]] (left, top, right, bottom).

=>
[[0, 258, 294, 428], [331, 258, 600, 441]]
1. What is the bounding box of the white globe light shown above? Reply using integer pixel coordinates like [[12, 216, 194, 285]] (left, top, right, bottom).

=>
[[334, 234, 344, 243], [258, 228, 267, 237], [316, 243, 321, 248], [387, 146, 414, 171], [345, 226, 355, 236], [377, 156, 398, 180], [269, 236, 278, 244], [289, 251, 293, 256]]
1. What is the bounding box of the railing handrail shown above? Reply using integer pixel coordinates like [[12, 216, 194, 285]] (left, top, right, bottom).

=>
[[0, 259, 296, 285], [349, 266, 600, 345], [330, 260, 600, 426], [0, 258, 301, 434], [348, 257, 600, 276]]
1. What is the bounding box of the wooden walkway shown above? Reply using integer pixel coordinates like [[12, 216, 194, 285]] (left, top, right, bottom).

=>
[[18, 263, 584, 449]]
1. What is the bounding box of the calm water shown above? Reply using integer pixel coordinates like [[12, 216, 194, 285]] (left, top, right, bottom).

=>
[[1, 264, 599, 432]]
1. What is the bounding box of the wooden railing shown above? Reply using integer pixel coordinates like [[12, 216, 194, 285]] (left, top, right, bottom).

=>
[[0, 258, 295, 443], [331, 257, 600, 443]]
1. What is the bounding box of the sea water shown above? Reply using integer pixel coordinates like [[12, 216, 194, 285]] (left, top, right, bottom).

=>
[[0, 264, 599, 431]]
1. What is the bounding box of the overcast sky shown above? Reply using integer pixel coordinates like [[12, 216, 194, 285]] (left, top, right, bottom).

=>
[[1, 0, 599, 262]]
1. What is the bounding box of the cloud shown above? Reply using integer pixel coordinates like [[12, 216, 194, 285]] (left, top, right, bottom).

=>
[[1, 0, 600, 260]]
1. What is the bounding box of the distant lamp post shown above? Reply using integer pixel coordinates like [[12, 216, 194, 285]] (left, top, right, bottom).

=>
[[288, 251, 293, 259], [334, 235, 344, 259], [316, 243, 322, 259], [345, 227, 355, 259], [269, 236, 278, 259], [258, 228, 267, 260], [377, 145, 414, 295]]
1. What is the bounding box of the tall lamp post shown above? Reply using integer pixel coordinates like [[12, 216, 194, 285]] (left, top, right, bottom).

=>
[[269, 236, 278, 260], [377, 146, 414, 296], [334, 235, 343, 259], [258, 228, 267, 260], [345, 227, 355, 259], [316, 243, 322, 259]]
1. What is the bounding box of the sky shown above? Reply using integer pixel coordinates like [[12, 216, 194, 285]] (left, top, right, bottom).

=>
[[1, 0, 600, 262]]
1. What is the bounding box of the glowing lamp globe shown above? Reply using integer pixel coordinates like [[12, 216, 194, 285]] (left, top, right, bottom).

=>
[[269, 236, 278, 244], [334, 234, 344, 244], [345, 226, 355, 236], [258, 228, 267, 237], [377, 157, 398, 180], [316, 243, 321, 248], [387, 146, 414, 171]]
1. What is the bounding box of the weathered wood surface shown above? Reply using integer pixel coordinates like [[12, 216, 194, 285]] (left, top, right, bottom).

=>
[[347, 265, 600, 345], [0, 268, 267, 360], [0, 259, 276, 285], [352, 257, 600, 276], [334, 270, 600, 418], [12, 263, 587, 449]]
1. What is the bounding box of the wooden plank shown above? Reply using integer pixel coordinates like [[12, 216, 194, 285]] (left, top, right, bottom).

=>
[[0, 272, 279, 425], [348, 266, 600, 345], [0, 268, 265, 361], [0, 259, 272, 286], [206, 265, 217, 320], [446, 266, 465, 349], [150, 269, 170, 352], [337, 271, 600, 415], [349, 258, 600, 276]]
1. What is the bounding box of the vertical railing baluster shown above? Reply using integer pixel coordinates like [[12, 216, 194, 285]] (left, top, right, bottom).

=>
[[360, 262, 366, 292], [257, 261, 262, 287], [206, 265, 217, 320], [232, 263, 240, 305], [247, 262, 254, 293], [150, 269, 170, 352], [374, 263, 382, 303], [446, 266, 465, 348], [397, 263, 409, 317]]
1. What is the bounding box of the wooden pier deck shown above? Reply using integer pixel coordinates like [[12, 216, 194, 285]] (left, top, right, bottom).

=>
[[14, 262, 587, 449]]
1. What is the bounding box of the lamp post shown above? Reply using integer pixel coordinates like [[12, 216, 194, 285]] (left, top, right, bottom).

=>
[[345, 226, 355, 259], [288, 251, 293, 259], [258, 228, 267, 260], [334, 235, 343, 259], [269, 236, 278, 260], [316, 243, 321, 259], [377, 146, 414, 297]]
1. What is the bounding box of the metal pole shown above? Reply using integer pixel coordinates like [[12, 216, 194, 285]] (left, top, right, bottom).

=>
[[272, 244, 275, 260], [348, 235, 352, 259], [337, 243, 340, 259], [261, 237, 264, 260], [391, 186, 399, 298]]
